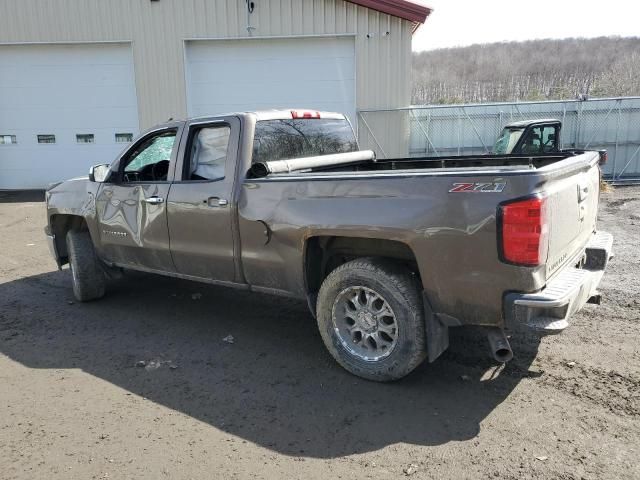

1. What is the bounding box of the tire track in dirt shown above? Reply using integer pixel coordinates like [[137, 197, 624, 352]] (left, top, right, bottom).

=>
[[536, 359, 640, 417]]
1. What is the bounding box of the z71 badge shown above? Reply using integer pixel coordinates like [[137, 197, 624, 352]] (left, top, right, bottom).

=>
[[449, 182, 506, 193]]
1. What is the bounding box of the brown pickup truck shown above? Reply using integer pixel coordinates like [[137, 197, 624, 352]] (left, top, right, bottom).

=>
[[44, 109, 613, 381]]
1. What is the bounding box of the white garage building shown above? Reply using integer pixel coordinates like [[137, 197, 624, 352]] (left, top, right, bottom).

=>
[[0, 0, 430, 189]]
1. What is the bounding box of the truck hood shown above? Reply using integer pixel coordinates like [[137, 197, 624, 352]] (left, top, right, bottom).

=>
[[47, 175, 88, 192]]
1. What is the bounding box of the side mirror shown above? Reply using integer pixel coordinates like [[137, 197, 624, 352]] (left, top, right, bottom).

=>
[[88, 164, 111, 183]]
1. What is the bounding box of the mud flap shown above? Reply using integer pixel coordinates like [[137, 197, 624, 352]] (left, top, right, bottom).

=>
[[306, 293, 318, 319], [423, 292, 449, 363]]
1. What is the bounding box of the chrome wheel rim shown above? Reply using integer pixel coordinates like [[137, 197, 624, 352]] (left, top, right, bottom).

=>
[[331, 286, 398, 361]]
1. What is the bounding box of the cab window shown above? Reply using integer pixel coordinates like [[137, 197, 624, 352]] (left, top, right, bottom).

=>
[[184, 125, 231, 181], [519, 127, 543, 154], [517, 125, 559, 154], [540, 125, 558, 152], [493, 128, 524, 154], [252, 119, 357, 163], [122, 130, 176, 182]]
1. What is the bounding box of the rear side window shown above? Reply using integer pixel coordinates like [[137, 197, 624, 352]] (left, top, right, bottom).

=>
[[185, 126, 231, 181], [540, 126, 559, 152], [517, 125, 559, 154], [252, 119, 357, 163]]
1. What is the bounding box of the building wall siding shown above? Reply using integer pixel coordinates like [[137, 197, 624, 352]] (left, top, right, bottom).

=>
[[0, 0, 413, 154]]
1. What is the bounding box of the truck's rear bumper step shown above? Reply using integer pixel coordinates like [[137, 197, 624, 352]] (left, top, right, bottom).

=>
[[504, 231, 613, 333]]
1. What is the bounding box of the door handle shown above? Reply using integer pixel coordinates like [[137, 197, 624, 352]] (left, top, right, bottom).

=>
[[207, 197, 228, 207], [143, 196, 164, 205]]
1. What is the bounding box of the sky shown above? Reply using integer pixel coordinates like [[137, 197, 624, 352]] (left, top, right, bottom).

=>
[[412, 0, 640, 51]]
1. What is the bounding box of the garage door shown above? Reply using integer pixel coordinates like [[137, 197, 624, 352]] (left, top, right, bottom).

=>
[[185, 37, 356, 125], [0, 43, 139, 189]]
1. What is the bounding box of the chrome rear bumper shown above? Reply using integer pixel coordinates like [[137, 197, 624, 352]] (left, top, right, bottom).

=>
[[504, 231, 613, 333]]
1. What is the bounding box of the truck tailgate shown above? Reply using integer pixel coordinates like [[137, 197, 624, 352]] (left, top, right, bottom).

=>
[[544, 154, 600, 279]]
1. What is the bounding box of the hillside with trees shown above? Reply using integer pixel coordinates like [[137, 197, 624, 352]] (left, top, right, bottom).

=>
[[411, 37, 640, 105]]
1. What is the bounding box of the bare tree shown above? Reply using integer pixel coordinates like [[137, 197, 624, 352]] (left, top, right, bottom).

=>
[[412, 37, 640, 105]]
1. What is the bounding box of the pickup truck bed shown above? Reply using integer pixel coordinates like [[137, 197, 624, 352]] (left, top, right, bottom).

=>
[[243, 147, 605, 318], [44, 110, 612, 381]]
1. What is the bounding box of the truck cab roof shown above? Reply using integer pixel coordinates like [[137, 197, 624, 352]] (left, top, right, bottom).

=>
[[503, 118, 561, 129], [190, 109, 347, 122]]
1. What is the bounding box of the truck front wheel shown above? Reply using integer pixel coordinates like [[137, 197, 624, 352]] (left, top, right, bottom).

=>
[[316, 258, 427, 381], [66, 230, 106, 302]]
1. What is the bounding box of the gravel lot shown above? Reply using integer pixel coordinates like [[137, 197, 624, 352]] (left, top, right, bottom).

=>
[[0, 187, 638, 480]]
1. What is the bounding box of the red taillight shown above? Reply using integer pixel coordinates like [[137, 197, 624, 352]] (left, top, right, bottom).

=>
[[499, 197, 548, 266], [291, 110, 321, 119]]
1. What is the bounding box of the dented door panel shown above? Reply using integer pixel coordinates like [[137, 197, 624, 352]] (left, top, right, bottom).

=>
[[95, 183, 174, 271], [92, 124, 183, 272]]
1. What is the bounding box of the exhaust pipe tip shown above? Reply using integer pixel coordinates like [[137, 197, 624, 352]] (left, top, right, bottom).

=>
[[487, 328, 514, 363], [493, 346, 514, 363], [587, 294, 602, 305]]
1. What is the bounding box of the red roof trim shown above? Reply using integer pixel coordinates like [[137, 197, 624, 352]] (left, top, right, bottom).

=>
[[345, 0, 432, 25]]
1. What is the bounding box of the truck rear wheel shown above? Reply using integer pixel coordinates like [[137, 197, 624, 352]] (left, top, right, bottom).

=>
[[66, 230, 106, 302], [316, 258, 426, 381]]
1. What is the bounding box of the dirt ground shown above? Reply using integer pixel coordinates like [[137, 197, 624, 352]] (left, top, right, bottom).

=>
[[0, 187, 638, 480]]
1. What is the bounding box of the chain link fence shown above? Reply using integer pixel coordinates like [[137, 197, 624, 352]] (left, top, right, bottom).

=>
[[357, 97, 640, 183]]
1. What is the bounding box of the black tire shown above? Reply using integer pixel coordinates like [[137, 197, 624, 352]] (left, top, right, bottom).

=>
[[66, 230, 106, 302], [316, 258, 426, 382]]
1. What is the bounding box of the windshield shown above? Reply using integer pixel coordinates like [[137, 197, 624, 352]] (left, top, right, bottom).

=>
[[252, 119, 358, 163], [493, 128, 524, 154]]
